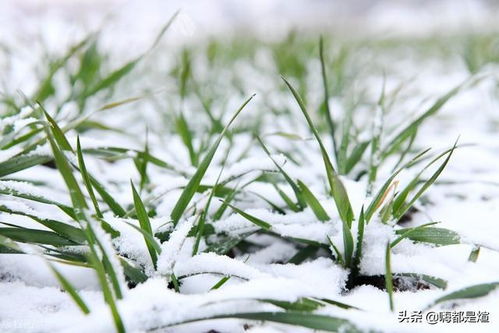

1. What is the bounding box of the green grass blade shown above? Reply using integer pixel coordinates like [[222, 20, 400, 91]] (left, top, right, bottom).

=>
[[170, 94, 254, 226], [296, 180, 329, 221], [76, 137, 102, 218], [390, 222, 439, 248], [193, 168, 224, 255], [425, 282, 499, 310], [282, 76, 353, 226], [47, 262, 91, 314], [43, 112, 88, 216], [351, 207, 365, 278], [175, 112, 197, 166], [385, 242, 394, 311], [0, 227, 76, 246], [342, 219, 354, 268], [223, 201, 271, 230], [287, 245, 319, 264], [131, 181, 158, 269], [345, 141, 369, 174], [394, 227, 460, 246], [383, 83, 463, 159], [257, 136, 305, 209], [398, 273, 447, 289], [364, 148, 431, 222], [327, 236, 344, 266], [0, 154, 52, 178], [161, 312, 360, 332], [319, 36, 339, 162], [393, 142, 457, 221], [89, 176, 126, 217], [468, 246, 480, 263]]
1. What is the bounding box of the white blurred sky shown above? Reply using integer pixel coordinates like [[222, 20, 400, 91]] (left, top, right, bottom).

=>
[[1, 0, 496, 39]]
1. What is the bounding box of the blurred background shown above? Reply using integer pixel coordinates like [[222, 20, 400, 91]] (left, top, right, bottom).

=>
[[1, 0, 498, 42]]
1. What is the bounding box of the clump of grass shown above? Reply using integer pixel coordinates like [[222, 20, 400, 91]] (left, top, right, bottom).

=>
[[0, 23, 495, 333]]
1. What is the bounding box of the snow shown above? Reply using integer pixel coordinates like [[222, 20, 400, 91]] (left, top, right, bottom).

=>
[[2, 1, 499, 333]]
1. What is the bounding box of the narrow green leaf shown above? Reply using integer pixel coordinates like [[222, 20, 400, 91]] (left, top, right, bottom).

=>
[[0, 154, 52, 178], [89, 176, 126, 217], [0, 227, 77, 246], [257, 136, 305, 209], [394, 227, 461, 246], [385, 243, 394, 311], [210, 276, 230, 290], [351, 207, 365, 278], [342, 219, 354, 268], [223, 201, 271, 230], [282, 76, 353, 226], [162, 312, 360, 332], [425, 282, 499, 310], [393, 142, 457, 221], [383, 82, 464, 159], [170, 94, 254, 226], [391, 222, 439, 248], [47, 262, 91, 314], [345, 141, 369, 174], [398, 273, 447, 289], [365, 148, 431, 222], [296, 180, 329, 221], [175, 112, 197, 166], [131, 181, 158, 269], [43, 111, 88, 216], [468, 246, 480, 263], [287, 245, 319, 264], [76, 137, 102, 217]]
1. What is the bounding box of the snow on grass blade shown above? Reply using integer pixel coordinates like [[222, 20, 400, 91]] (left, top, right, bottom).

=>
[[468, 246, 481, 262], [0, 154, 52, 178], [155, 312, 361, 333], [223, 201, 271, 230], [282, 76, 354, 227], [262, 297, 323, 312], [394, 227, 461, 246], [0, 183, 76, 218], [131, 181, 159, 269], [0, 226, 77, 246], [425, 282, 499, 310], [0, 206, 85, 243], [170, 94, 255, 226], [398, 273, 447, 289], [0, 234, 22, 253]]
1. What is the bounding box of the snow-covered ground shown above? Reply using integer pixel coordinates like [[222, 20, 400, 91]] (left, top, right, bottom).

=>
[[1, 1, 499, 333]]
